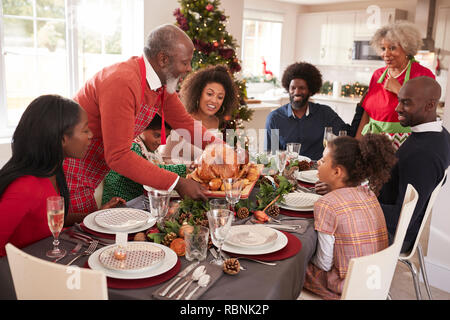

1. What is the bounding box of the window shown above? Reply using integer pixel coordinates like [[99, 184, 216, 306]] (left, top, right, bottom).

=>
[[241, 9, 283, 80], [0, 0, 143, 138]]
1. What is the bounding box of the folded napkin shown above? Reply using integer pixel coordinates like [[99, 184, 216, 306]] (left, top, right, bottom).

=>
[[279, 208, 314, 218], [224, 231, 302, 261], [83, 259, 181, 289], [153, 262, 223, 300]]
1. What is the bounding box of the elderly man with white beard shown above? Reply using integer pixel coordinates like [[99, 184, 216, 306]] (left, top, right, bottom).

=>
[[264, 62, 351, 161], [63, 24, 214, 215]]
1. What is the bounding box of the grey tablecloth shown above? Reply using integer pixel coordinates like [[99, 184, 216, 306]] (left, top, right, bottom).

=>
[[0, 195, 317, 300]]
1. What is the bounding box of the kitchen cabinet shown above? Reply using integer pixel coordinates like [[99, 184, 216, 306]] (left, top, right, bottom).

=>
[[321, 12, 356, 65], [435, 7, 450, 70], [354, 8, 407, 38], [296, 8, 408, 66], [296, 13, 328, 65], [310, 94, 360, 124]]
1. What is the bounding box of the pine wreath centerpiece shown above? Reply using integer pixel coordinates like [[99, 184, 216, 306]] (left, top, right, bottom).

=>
[[174, 0, 253, 132]]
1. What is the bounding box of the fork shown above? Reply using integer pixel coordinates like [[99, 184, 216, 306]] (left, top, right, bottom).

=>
[[66, 240, 98, 266], [221, 251, 277, 266]]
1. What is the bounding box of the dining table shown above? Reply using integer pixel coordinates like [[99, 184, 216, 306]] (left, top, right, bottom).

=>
[[0, 187, 318, 300]]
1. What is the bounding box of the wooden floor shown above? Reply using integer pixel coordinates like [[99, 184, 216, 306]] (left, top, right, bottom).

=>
[[390, 261, 450, 300], [298, 261, 450, 300]]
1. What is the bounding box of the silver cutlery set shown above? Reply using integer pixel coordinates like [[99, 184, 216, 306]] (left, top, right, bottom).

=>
[[159, 261, 212, 300]]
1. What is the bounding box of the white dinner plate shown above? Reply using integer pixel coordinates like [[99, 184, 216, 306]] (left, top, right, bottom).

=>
[[296, 169, 319, 184], [282, 192, 321, 208], [222, 228, 288, 255], [88, 242, 177, 280], [297, 155, 311, 163], [98, 242, 165, 273], [279, 203, 314, 212], [94, 208, 150, 231], [83, 210, 156, 235], [225, 225, 278, 248]]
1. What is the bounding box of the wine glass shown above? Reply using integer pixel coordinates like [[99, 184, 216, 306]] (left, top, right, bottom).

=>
[[222, 178, 244, 212], [339, 130, 347, 137], [206, 209, 234, 265], [275, 150, 287, 175], [323, 127, 335, 149], [286, 143, 301, 161], [46, 196, 66, 258], [148, 189, 171, 224], [209, 198, 229, 210]]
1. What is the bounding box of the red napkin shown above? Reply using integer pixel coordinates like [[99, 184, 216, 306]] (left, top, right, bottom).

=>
[[297, 180, 315, 188], [80, 223, 135, 240], [83, 258, 181, 289], [280, 208, 314, 218], [225, 231, 302, 261]]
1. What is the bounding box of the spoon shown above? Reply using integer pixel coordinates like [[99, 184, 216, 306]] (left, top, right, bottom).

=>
[[185, 274, 211, 300], [175, 265, 206, 300]]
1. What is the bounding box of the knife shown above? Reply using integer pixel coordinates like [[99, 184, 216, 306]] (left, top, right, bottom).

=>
[[263, 224, 300, 231], [159, 261, 200, 297]]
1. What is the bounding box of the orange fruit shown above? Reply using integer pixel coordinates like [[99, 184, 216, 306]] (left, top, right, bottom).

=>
[[170, 238, 186, 256]]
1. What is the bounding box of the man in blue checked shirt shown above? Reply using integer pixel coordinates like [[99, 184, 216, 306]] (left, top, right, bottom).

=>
[[265, 62, 352, 160]]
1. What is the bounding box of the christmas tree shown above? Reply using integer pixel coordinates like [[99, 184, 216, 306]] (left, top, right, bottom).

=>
[[174, 0, 253, 132]]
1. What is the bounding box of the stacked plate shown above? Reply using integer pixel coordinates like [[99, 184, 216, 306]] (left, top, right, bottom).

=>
[[88, 242, 178, 280], [296, 169, 319, 184], [280, 192, 321, 212], [222, 225, 288, 255], [83, 208, 156, 234]]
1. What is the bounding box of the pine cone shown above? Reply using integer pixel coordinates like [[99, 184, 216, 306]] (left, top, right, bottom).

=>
[[223, 258, 240, 275], [194, 217, 209, 227], [266, 205, 280, 218], [177, 212, 192, 224], [298, 160, 311, 171], [162, 232, 177, 246], [237, 207, 249, 219]]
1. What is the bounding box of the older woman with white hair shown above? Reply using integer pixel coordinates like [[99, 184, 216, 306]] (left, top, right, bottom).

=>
[[355, 21, 435, 148]]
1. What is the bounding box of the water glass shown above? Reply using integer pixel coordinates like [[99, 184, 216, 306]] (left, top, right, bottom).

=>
[[46, 196, 66, 258], [339, 130, 347, 137], [147, 189, 171, 224], [184, 226, 209, 262], [206, 209, 234, 265], [286, 143, 301, 160], [209, 198, 229, 210], [222, 178, 244, 211]]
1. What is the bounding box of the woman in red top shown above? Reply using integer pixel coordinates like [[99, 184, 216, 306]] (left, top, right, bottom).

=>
[[355, 21, 435, 149], [0, 95, 119, 256]]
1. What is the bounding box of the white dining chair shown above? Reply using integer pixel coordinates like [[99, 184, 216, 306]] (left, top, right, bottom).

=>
[[299, 184, 418, 300], [5, 243, 108, 300], [398, 169, 448, 300], [94, 178, 105, 209]]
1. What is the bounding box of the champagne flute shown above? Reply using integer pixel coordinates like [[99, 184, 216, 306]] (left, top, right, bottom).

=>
[[223, 178, 244, 212], [206, 209, 234, 265], [323, 127, 334, 148], [46, 196, 66, 258], [148, 189, 171, 224], [275, 150, 287, 175]]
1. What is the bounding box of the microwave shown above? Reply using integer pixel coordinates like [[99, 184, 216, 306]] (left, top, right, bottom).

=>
[[352, 40, 382, 61]]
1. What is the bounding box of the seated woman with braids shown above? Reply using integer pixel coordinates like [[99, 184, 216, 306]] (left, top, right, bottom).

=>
[[303, 134, 397, 299]]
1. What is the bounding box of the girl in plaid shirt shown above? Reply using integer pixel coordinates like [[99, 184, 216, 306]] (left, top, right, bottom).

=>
[[303, 134, 397, 299]]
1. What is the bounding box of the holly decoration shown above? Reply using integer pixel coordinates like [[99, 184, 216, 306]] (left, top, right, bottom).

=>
[[174, 0, 253, 131]]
